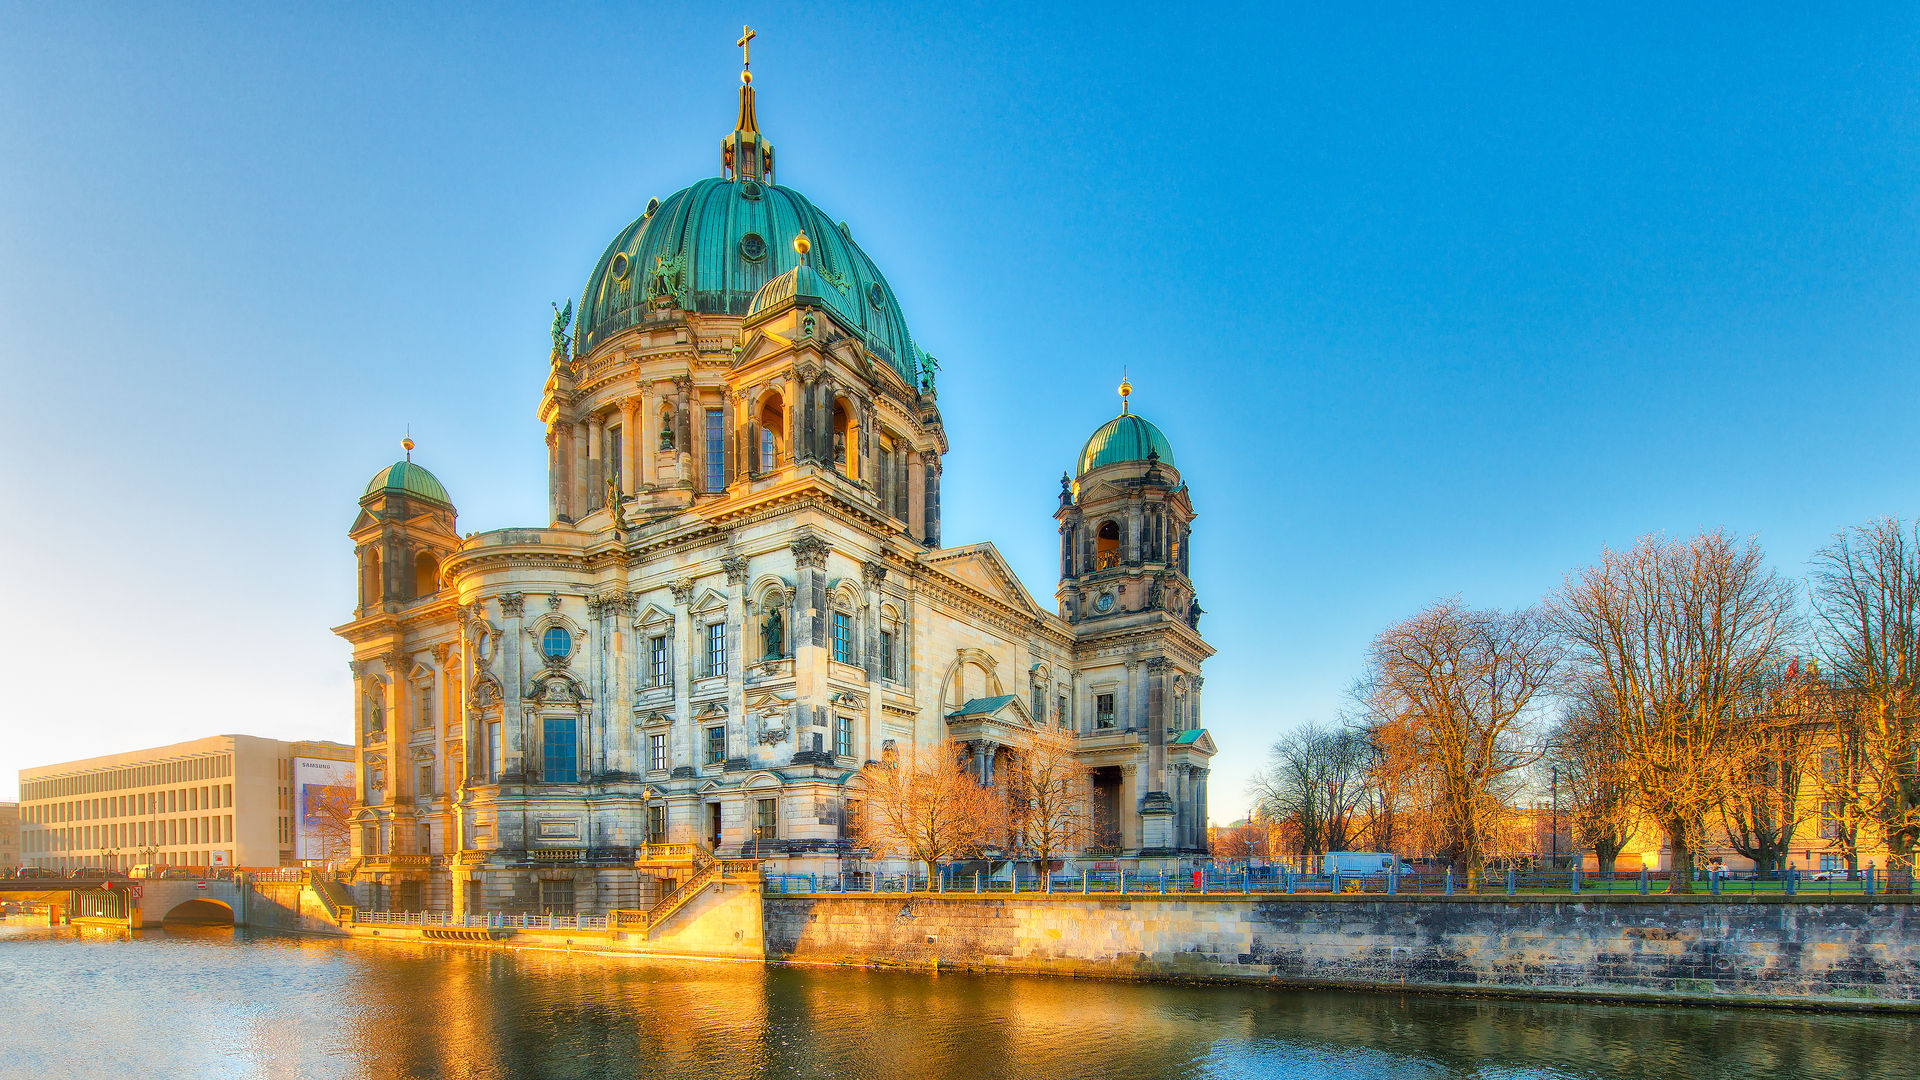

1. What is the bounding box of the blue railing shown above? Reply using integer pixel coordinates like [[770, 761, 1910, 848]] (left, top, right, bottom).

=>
[[353, 911, 610, 930]]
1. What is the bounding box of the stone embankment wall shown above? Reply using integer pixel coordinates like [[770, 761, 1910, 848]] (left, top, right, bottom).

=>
[[249, 882, 349, 936], [764, 894, 1920, 1008]]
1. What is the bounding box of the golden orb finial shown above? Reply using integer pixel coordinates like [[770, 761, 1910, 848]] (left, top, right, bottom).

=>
[[402, 433, 415, 462], [1118, 373, 1133, 414], [793, 230, 811, 260]]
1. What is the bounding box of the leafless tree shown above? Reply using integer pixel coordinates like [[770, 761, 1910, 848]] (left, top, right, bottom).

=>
[[1720, 664, 1819, 875], [304, 783, 356, 863], [1001, 730, 1094, 879], [1552, 531, 1799, 893], [1546, 692, 1639, 878], [1253, 722, 1367, 865], [1356, 599, 1560, 873], [1811, 518, 1920, 870], [852, 740, 1003, 888]]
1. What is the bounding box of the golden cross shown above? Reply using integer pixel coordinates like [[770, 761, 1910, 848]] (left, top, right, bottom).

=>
[[737, 25, 756, 70]]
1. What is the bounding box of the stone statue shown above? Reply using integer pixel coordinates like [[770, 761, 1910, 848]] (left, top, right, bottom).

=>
[[919, 351, 940, 392], [762, 606, 784, 659], [659, 421, 675, 451], [550, 299, 572, 354], [605, 473, 627, 530]]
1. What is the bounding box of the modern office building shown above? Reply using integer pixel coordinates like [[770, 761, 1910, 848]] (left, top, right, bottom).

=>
[[0, 802, 19, 869], [18, 735, 353, 872]]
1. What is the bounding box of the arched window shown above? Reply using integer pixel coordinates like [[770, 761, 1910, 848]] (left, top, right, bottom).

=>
[[1096, 520, 1121, 570], [1061, 526, 1076, 576], [758, 394, 784, 474], [363, 550, 383, 607], [831, 399, 855, 477], [413, 551, 440, 598]]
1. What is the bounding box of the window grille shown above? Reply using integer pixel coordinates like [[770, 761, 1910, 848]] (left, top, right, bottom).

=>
[[833, 612, 853, 664], [704, 409, 725, 493], [543, 719, 577, 783], [706, 726, 726, 766], [650, 635, 669, 686], [706, 621, 727, 677], [649, 733, 667, 772]]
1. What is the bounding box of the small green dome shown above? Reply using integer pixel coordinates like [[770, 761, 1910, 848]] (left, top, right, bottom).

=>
[[363, 461, 451, 506], [747, 262, 845, 322], [1078, 413, 1175, 476], [577, 177, 920, 388]]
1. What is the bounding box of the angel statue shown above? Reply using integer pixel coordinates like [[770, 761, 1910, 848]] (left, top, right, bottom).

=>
[[550, 299, 573, 354]]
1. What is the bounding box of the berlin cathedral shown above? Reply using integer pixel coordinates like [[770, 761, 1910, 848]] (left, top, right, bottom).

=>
[[336, 35, 1214, 914]]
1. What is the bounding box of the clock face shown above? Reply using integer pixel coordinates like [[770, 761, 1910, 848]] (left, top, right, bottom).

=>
[[1094, 592, 1115, 613]]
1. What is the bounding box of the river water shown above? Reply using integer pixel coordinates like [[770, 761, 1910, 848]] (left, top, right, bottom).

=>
[[0, 923, 1913, 1080]]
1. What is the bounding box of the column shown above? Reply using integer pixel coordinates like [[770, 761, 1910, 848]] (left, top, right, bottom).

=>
[[621, 399, 640, 495], [671, 580, 694, 773], [499, 593, 526, 776], [1121, 764, 1139, 853], [1126, 503, 1142, 564], [569, 421, 589, 522], [923, 461, 942, 547], [547, 425, 564, 522], [1073, 669, 1088, 735], [1190, 675, 1203, 730], [906, 450, 925, 541], [587, 415, 604, 511], [724, 556, 749, 759]]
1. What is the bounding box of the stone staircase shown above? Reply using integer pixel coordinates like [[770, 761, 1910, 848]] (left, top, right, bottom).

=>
[[614, 846, 759, 938]]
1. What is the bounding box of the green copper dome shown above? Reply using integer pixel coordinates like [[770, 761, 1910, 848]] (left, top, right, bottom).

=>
[[1078, 413, 1176, 476], [363, 461, 451, 506], [577, 177, 921, 388]]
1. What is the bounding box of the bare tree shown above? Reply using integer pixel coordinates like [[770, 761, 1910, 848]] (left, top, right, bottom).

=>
[[1001, 730, 1094, 879], [1552, 531, 1799, 893], [1253, 723, 1367, 866], [852, 740, 1003, 888], [304, 784, 356, 863], [1720, 664, 1818, 875], [1811, 518, 1920, 870], [1547, 693, 1639, 878], [1357, 599, 1560, 873]]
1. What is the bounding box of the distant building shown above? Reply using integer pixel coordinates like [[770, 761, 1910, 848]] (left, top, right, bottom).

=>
[[0, 802, 19, 868], [18, 736, 353, 872]]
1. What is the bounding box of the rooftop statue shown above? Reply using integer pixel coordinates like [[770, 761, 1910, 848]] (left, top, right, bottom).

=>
[[550, 299, 573, 354]]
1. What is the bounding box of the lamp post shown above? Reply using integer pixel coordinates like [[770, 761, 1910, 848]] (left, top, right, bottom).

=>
[[1550, 766, 1560, 868]]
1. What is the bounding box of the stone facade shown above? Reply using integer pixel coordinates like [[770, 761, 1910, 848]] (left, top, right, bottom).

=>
[[765, 894, 1920, 1006], [333, 63, 1214, 917]]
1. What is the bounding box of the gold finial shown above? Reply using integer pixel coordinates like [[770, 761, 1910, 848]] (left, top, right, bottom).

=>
[[402, 429, 414, 462], [737, 25, 756, 85], [1119, 371, 1132, 414], [793, 230, 810, 261]]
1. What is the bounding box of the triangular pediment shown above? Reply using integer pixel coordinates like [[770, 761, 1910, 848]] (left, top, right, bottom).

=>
[[922, 543, 1045, 618], [1170, 727, 1218, 755]]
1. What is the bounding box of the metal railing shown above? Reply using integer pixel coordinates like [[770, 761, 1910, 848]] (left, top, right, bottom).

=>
[[762, 864, 1911, 898], [351, 910, 610, 930]]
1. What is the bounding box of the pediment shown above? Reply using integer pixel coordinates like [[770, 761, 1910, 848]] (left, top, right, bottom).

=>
[[1170, 728, 1218, 755], [922, 543, 1045, 618]]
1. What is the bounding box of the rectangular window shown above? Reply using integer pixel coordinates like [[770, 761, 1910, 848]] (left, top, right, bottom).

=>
[[706, 621, 727, 677], [649, 733, 667, 772], [538, 878, 575, 915], [879, 629, 895, 680], [836, 716, 854, 758], [543, 719, 578, 783], [648, 804, 666, 843], [755, 797, 778, 837], [417, 765, 433, 798], [488, 722, 502, 779], [761, 426, 775, 473], [1058, 694, 1070, 729], [833, 611, 853, 664], [607, 426, 623, 490], [650, 635, 669, 687], [706, 726, 726, 766], [1032, 684, 1045, 723], [704, 408, 725, 493], [1096, 693, 1116, 729]]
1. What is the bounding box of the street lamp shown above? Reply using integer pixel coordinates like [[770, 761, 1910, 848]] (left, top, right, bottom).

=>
[[1550, 766, 1560, 868]]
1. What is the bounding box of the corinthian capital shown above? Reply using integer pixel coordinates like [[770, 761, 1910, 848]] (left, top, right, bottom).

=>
[[790, 534, 831, 570], [722, 555, 750, 586]]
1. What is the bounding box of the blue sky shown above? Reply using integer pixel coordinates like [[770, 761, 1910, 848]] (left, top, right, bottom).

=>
[[2, 5, 1916, 814]]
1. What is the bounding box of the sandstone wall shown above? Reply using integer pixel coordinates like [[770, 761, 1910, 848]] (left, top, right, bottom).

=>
[[764, 894, 1920, 1007]]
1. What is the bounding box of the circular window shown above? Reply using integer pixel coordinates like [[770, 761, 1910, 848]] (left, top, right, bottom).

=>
[[867, 282, 886, 309], [1094, 592, 1115, 613], [542, 626, 573, 660], [739, 233, 767, 262], [609, 252, 630, 281], [739, 179, 763, 200]]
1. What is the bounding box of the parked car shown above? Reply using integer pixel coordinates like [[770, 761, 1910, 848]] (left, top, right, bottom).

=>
[[14, 867, 57, 879], [1322, 852, 1402, 876], [1809, 869, 1850, 881]]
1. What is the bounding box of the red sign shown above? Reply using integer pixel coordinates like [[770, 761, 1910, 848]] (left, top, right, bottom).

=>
[[131, 885, 143, 900], [196, 883, 207, 891]]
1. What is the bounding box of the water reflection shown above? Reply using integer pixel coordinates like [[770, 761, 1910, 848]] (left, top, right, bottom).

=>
[[0, 924, 1912, 1080]]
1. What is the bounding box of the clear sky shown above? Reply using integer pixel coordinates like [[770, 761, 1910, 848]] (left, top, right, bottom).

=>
[[2, 5, 1916, 815]]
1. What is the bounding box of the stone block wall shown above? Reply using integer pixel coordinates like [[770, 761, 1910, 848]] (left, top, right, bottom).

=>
[[764, 894, 1920, 1007]]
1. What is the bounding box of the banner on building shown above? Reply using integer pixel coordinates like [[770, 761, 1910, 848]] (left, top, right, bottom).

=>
[[293, 757, 356, 862]]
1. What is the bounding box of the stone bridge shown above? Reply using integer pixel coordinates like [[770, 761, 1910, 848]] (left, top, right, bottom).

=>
[[0, 876, 248, 927]]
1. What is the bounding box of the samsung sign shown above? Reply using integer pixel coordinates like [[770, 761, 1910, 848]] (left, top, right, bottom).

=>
[[292, 757, 356, 862]]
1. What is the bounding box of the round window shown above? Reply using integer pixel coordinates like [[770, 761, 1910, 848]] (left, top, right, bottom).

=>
[[610, 252, 630, 281], [867, 282, 886, 309], [1094, 592, 1115, 613], [542, 626, 573, 659], [739, 233, 767, 262], [739, 179, 763, 200]]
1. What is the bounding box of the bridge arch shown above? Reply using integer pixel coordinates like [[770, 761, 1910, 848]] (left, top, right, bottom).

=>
[[161, 898, 234, 924]]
